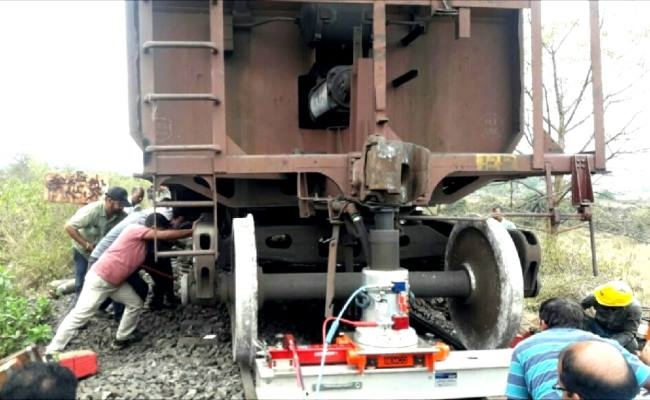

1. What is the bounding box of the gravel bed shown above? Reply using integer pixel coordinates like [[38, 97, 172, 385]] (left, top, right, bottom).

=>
[[45, 283, 458, 399], [48, 296, 243, 400], [46, 291, 328, 399]]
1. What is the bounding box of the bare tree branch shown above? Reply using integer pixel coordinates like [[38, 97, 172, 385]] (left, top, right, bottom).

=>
[[549, 49, 566, 146], [564, 67, 592, 128], [544, 84, 552, 136], [566, 112, 593, 134], [513, 180, 545, 196], [554, 21, 579, 52]]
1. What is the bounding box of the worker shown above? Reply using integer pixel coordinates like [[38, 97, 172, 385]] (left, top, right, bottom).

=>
[[505, 297, 650, 399], [45, 213, 194, 354], [89, 208, 155, 321], [64, 186, 129, 300], [125, 186, 145, 214], [556, 340, 639, 400], [580, 280, 642, 352], [491, 206, 516, 229]]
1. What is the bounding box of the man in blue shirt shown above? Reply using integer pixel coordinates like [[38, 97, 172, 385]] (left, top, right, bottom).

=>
[[505, 298, 650, 399]]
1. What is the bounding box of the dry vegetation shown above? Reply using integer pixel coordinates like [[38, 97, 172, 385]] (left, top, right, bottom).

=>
[[533, 229, 650, 310]]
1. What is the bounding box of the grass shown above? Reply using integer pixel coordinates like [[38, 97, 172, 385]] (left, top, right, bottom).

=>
[[527, 228, 649, 312], [0, 155, 149, 291]]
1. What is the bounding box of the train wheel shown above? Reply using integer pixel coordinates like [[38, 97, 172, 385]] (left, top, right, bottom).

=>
[[508, 229, 542, 298], [230, 214, 259, 366], [445, 218, 523, 349]]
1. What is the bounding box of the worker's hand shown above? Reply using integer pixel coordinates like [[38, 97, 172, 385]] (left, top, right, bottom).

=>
[[639, 341, 650, 366]]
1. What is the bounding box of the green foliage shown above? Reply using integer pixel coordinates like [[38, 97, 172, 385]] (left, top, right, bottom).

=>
[[0, 156, 77, 289], [0, 155, 150, 290], [0, 265, 52, 357]]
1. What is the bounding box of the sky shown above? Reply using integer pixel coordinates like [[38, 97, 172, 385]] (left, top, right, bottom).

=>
[[0, 1, 648, 195], [0, 1, 140, 174]]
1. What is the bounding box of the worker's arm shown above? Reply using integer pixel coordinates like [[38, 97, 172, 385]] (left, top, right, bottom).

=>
[[143, 228, 193, 241], [613, 302, 642, 348], [64, 223, 94, 252], [65, 204, 97, 251], [580, 294, 596, 309], [640, 342, 650, 366]]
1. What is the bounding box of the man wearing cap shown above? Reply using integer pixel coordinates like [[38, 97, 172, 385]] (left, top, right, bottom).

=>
[[581, 280, 642, 352], [64, 186, 130, 299], [46, 213, 194, 353]]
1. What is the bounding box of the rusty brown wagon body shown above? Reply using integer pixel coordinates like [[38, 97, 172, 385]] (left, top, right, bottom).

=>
[[125, 0, 604, 355]]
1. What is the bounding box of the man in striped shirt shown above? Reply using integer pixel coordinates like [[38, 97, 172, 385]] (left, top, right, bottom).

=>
[[557, 340, 639, 399], [505, 298, 650, 399]]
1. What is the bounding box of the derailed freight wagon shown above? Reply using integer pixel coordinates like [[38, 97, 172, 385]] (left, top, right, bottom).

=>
[[125, 0, 605, 392]]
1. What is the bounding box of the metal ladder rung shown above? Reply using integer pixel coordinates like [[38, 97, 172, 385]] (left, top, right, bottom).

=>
[[156, 249, 216, 258], [156, 200, 215, 208], [144, 93, 220, 103], [143, 41, 218, 53], [145, 144, 222, 154]]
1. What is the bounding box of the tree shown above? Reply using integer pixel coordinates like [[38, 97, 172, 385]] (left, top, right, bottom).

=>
[[517, 4, 649, 226]]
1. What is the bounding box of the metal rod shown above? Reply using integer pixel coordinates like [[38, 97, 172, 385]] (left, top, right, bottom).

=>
[[391, 69, 419, 88], [145, 144, 222, 153], [373, 0, 388, 125], [143, 41, 218, 52], [257, 270, 471, 302], [209, 0, 228, 158], [589, 218, 599, 276], [402, 213, 587, 221], [400, 26, 425, 47], [144, 93, 221, 103], [155, 201, 215, 208], [325, 225, 341, 318], [589, 1, 606, 170], [531, 1, 543, 169], [156, 249, 217, 258]]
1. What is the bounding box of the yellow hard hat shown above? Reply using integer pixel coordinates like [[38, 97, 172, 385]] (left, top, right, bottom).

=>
[[593, 281, 633, 307]]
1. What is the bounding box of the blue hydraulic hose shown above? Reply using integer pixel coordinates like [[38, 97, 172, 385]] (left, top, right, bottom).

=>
[[315, 285, 372, 398]]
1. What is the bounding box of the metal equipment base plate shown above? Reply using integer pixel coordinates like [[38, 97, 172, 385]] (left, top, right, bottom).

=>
[[255, 348, 513, 399]]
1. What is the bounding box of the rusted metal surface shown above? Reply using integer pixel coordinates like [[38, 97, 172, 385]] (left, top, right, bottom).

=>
[[125, 0, 605, 206], [363, 137, 430, 204], [372, 1, 388, 127], [589, 1, 606, 170], [531, 1, 543, 170], [45, 172, 107, 204], [457, 8, 471, 39], [571, 156, 594, 206]]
